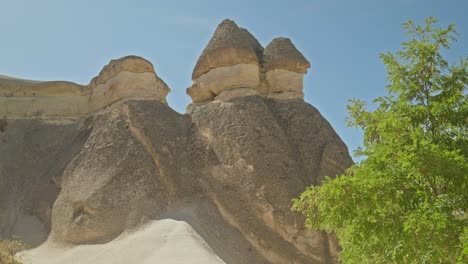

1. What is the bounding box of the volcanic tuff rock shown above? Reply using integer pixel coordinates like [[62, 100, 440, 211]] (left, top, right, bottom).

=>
[[89, 56, 156, 86], [0, 55, 169, 119], [88, 56, 170, 111], [187, 20, 310, 103], [0, 19, 352, 264], [192, 19, 264, 79], [263, 37, 311, 73]]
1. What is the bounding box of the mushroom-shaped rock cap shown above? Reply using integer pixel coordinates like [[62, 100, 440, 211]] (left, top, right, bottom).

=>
[[88, 55, 170, 108], [90, 55, 158, 87], [192, 19, 264, 79], [263, 37, 310, 73]]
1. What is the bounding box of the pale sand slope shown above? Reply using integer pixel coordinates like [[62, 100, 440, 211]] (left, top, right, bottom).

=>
[[23, 219, 226, 264]]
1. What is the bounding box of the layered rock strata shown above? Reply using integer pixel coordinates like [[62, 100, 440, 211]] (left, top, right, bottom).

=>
[[0, 56, 169, 119], [0, 19, 352, 264], [187, 19, 310, 103]]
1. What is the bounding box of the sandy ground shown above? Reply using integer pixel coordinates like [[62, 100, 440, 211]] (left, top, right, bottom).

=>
[[22, 219, 226, 264]]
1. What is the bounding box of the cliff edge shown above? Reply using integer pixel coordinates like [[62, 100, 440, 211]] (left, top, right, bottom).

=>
[[0, 56, 169, 119]]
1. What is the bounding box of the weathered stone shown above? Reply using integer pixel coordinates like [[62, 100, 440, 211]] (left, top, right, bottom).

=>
[[88, 56, 170, 111], [192, 19, 263, 79], [188, 20, 311, 103], [0, 56, 170, 119], [0, 119, 90, 246], [0, 19, 352, 264], [1, 95, 352, 264], [88, 56, 155, 87], [265, 69, 304, 94], [50, 104, 171, 244], [188, 64, 260, 102], [0, 75, 88, 119], [265, 91, 304, 100], [263, 37, 310, 73], [188, 97, 352, 263], [214, 87, 259, 102]]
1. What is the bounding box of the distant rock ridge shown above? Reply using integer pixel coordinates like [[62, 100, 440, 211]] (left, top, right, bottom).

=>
[[187, 19, 310, 103], [0, 56, 169, 119]]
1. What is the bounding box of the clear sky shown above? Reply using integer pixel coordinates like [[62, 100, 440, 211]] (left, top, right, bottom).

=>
[[1, 0, 467, 158]]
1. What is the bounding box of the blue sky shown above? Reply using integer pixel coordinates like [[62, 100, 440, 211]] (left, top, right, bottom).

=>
[[1, 0, 467, 157]]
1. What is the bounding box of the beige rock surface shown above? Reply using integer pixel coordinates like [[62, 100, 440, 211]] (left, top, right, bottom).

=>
[[0, 75, 86, 96], [263, 37, 311, 73], [214, 88, 259, 102], [0, 19, 352, 264], [188, 64, 260, 102], [192, 19, 263, 79], [0, 95, 89, 119], [188, 20, 311, 103], [0, 56, 169, 119], [265, 69, 304, 93], [89, 71, 169, 110], [88, 55, 170, 110]]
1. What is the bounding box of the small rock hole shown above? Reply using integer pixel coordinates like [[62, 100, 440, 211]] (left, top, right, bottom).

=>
[[0, 118, 7, 133]]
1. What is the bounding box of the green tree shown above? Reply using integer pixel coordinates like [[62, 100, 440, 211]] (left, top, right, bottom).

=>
[[293, 17, 468, 263]]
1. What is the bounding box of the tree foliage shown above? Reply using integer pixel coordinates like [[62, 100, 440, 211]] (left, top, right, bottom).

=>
[[0, 240, 25, 264], [293, 17, 468, 263]]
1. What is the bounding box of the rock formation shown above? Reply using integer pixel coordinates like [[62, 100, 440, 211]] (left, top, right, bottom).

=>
[[187, 19, 310, 103], [263, 37, 310, 100], [0, 56, 169, 119], [0, 19, 352, 264], [88, 56, 170, 111]]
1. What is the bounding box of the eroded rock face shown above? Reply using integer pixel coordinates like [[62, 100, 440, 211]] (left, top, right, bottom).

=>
[[0, 56, 169, 119], [189, 19, 263, 103], [0, 119, 90, 246], [188, 96, 352, 263], [0, 19, 352, 264], [50, 106, 168, 244], [188, 64, 261, 102], [88, 56, 170, 111], [263, 37, 310, 73], [89, 56, 156, 86], [192, 19, 263, 79], [188, 20, 311, 103], [1, 97, 352, 264], [0, 76, 88, 119]]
